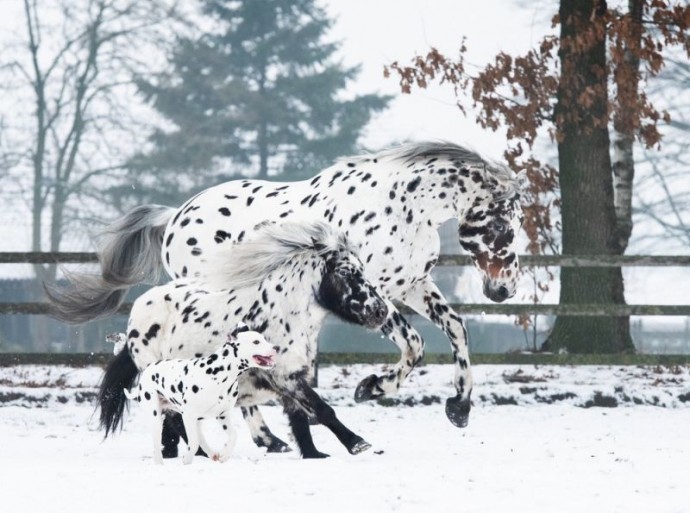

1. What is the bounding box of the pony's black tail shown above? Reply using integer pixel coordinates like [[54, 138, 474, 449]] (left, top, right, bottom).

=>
[[98, 345, 139, 438], [44, 205, 174, 324]]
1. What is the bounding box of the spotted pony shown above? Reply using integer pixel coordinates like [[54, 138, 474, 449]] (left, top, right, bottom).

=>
[[99, 221, 388, 458]]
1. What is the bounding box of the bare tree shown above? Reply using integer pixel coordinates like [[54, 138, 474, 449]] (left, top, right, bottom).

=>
[[0, 0, 185, 283], [633, 55, 690, 250]]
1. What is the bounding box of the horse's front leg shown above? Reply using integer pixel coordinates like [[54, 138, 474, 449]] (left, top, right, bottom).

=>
[[354, 299, 425, 402], [399, 276, 472, 428]]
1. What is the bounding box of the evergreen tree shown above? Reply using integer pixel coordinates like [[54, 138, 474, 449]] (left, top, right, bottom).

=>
[[128, 0, 389, 201]]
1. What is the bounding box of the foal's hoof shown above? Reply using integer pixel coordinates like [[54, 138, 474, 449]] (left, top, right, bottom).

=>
[[162, 445, 178, 459], [266, 439, 293, 453], [348, 438, 372, 455], [301, 450, 330, 459], [445, 395, 471, 428], [354, 374, 385, 403]]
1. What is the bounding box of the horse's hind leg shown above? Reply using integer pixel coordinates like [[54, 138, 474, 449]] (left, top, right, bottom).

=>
[[241, 406, 292, 453]]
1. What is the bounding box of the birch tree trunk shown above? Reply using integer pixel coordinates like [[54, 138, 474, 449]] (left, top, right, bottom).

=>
[[612, 0, 643, 252]]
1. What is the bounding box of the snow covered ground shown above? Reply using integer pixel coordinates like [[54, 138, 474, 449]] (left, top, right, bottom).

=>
[[1, 363, 689, 513]]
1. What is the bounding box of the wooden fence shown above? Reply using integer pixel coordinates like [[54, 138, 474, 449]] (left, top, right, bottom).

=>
[[1, 252, 690, 316]]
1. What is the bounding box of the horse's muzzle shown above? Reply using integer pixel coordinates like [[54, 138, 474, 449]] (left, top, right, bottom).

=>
[[365, 301, 388, 328], [483, 280, 512, 303]]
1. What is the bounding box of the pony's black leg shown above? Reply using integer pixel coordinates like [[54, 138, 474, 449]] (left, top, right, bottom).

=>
[[241, 406, 292, 453], [162, 412, 182, 459], [162, 411, 208, 458], [295, 379, 371, 455], [284, 404, 329, 459]]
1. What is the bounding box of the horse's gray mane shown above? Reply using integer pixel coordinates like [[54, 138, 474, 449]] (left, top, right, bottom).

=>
[[207, 221, 355, 289], [343, 141, 521, 200]]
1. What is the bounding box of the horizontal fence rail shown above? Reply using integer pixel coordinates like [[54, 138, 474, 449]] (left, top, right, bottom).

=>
[[3, 252, 690, 267], [2, 302, 689, 316], [1, 252, 689, 316]]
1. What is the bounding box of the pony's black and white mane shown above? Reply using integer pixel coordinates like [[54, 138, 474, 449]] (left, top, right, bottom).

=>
[[207, 221, 356, 289], [342, 141, 522, 201]]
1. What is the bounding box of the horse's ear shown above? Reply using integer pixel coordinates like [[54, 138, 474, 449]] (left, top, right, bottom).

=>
[[491, 172, 520, 200], [230, 323, 250, 339], [515, 170, 529, 192]]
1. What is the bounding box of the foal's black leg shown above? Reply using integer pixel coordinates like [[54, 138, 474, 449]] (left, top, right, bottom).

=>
[[296, 380, 371, 455], [285, 406, 329, 459], [162, 411, 208, 458], [162, 412, 182, 459]]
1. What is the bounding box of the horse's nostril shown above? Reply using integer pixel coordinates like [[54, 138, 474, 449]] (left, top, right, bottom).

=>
[[375, 303, 388, 321], [497, 286, 509, 300]]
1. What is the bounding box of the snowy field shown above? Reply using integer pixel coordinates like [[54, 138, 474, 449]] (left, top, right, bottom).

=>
[[1, 363, 689, 513]]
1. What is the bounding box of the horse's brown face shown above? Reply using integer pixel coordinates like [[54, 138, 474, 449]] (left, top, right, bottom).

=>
[[458, 193, 523, 303], [317, 251, 388, 329]]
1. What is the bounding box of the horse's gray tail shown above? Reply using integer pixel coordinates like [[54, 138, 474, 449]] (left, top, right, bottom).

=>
[[44, 205, 174, 324]]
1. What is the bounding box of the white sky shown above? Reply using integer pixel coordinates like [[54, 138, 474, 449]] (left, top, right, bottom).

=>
[[324, 0, 553, 158], [0, 0, 553, 252], [0, 0, 688, 312]]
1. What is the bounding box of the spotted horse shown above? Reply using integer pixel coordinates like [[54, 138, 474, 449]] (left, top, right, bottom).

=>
[[47, 142, 525, 432], [98, 221, 389, 458]]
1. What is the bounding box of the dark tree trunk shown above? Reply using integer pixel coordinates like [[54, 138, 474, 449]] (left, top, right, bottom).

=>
[[546, 0, 634, 353]]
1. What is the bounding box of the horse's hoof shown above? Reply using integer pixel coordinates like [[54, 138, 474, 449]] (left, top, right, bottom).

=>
[[162, 445, 178, 459], [266, 439, 292, 453], [348, 438, 372, 455], [301, 450, 330, 459], [445, 395, 471, 428], [355, 374, 384, 403]]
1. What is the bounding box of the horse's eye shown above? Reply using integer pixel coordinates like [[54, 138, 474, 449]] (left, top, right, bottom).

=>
[[493, 222, 507, 233]]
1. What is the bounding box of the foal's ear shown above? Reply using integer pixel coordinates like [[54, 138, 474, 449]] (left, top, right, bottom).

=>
[[311, 236, 327, 253], [230, 323, 250, 339]]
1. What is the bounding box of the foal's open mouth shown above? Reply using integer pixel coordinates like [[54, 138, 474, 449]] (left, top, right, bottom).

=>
[[252, 354, 275, 368]]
